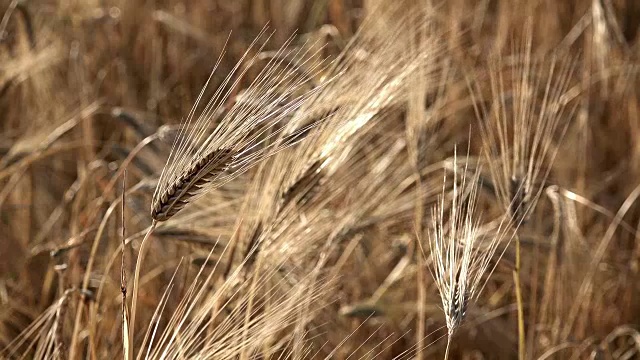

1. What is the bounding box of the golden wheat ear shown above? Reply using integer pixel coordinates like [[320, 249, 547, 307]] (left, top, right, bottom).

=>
[[151, 29, 335, 222], [470, 39, 577, 230], [151, 148, 235, 221]]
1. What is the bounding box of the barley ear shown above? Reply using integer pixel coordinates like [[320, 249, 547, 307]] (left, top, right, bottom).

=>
[[151, 148, 235, 222]]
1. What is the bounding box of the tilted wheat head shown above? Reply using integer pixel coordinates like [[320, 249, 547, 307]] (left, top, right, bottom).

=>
[[151, 28, 336, 223]]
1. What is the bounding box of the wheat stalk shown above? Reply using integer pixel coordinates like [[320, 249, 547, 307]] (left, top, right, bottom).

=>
[[127, 29, 336, 359]]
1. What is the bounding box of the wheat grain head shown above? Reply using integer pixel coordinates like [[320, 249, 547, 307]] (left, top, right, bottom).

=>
[[151, 29, 335, 222], [471, 29, 577, 228], [428, 149, 505, 336]]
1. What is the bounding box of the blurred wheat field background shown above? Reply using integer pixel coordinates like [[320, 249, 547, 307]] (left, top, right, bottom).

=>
[[1, 0, 640, 359]]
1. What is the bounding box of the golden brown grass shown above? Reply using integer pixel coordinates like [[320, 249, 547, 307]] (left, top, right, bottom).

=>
[[2, 0, 640, 359]]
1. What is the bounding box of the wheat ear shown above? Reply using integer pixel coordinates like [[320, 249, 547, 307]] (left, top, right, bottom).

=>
[[428, 148, 515, 358], [151, 148, 235, 221], [151, 30, 334, 222]]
